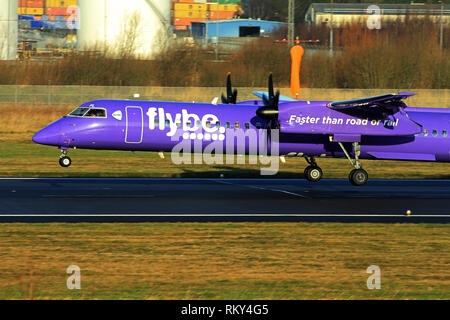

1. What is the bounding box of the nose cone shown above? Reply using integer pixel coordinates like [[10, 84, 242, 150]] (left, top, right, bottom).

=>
[[33, 121, 62, 146]]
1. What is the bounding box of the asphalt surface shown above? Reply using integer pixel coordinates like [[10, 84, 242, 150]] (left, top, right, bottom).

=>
[[0, 178, 449, 223]]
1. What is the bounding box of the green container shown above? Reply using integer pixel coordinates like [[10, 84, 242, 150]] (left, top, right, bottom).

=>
[[218, 0, 241, 4]]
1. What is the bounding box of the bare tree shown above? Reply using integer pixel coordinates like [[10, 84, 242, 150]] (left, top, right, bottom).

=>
[[116, 11, 143, 59]]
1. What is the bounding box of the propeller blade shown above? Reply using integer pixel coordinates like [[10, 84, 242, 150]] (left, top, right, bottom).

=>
[[221, 94, 228, 104], [257, 74, 280, 123], [226, 73, 232, 100], [262, 93, 269, 107], [274, 91, 280, 109], [222, 73, 238, 104], [232, 89, 238, 104], [268, 73, 274, 101]]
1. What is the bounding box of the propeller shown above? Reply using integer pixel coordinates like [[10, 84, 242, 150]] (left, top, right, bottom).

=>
[[221, 73, 238, 104], [256, 73, 280, 123]]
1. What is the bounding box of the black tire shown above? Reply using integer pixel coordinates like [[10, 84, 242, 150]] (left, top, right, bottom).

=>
[[304, 166, 311, 178], [59, 156, 72, 168], [349, 169, 368, 186], [305, 165, 323, 182]]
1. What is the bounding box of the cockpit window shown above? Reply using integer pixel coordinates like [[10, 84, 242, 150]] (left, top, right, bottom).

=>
[[84, 108, 106, 118], [69, 107, 89, 117], [68, 107, 106, 118]]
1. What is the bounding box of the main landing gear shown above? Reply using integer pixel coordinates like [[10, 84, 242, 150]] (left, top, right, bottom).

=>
[[304, 156, 323, 182], [59, 149, 72, 168], [337, 141, 369, 186]]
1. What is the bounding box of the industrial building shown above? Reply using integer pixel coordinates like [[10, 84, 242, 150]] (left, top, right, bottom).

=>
[[305, 3, 450, 27], [191, 19, 286, 43]]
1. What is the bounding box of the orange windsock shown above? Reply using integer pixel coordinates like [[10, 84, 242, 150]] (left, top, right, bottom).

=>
[[290, 44, 304, 98]]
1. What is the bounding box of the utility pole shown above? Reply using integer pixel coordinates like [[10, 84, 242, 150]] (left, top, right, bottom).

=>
[[215, 0, 219, 60], [439, 1, 444, 50], [288, 0, 295, 44], [329, 0, 334, 55]]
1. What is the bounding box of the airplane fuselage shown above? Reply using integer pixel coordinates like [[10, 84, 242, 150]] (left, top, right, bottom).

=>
[[33, 99, 450, 163]]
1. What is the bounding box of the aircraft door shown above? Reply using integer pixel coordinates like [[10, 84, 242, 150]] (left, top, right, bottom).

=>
[[125, 106, 143, 144]]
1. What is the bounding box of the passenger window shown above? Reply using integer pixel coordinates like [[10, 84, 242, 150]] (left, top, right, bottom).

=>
[[443, 130, 448, 137], [216, 122, 221, 128], [186, 120, 192, 128], [432, 130, 438, 137], [256, 122, 262, 129], [235, 122, 240, 129], [226, 122, 231, 129], [165, 120, 170, 127], [206, 121, 211, 128], [245, 122, 250, 130], [84, 108, 106, 118], [196, 120, 201, 127], [423, 129, 428, 137]]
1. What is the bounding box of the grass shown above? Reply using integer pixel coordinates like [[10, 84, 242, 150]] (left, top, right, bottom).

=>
[[1, 99, 450, 180], [0, 100, 449, 300], [1, 140, 450, 179], [0, 223, 448, 300]]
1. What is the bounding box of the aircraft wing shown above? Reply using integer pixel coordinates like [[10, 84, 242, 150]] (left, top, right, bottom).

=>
[[252, 91, 296, 102], [328, 92, 415, 112]]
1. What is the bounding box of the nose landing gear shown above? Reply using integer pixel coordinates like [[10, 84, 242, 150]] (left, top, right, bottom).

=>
[[59, 149, 72, 168]]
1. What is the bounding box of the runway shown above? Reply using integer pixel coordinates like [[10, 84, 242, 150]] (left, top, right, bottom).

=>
[[0, 178, 449, 223]]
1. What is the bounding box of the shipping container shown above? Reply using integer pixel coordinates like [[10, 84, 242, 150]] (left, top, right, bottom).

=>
[[217, 0, 241, 4], [45, 0, 77, 8], [19, 0, 45, 8], [208, 10, 236, 20], [46, 7, 77, 15], [19, 7, 45, 15], [174, 17, 204, 26], [18, 15, 35, 20], [174, 10, 207, 19], [208, 3, 241, 12], [174, 3, 207, 12]]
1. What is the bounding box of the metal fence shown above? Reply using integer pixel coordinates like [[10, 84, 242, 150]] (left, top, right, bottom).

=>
[[0, 85, 448, 108]]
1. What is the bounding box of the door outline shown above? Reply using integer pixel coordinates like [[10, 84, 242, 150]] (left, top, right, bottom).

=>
[[125, 106, 144, 144]]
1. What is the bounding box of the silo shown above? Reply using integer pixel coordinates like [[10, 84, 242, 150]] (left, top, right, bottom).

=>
[[0, 0, 18, 60], [77, 0, 171, 58]]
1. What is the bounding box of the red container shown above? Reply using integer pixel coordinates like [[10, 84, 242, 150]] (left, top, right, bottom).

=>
[[173, 18, 204, 26], [209, 11, 236, 20], [23, 0, 44, 7], [46, 7, 76, 16]]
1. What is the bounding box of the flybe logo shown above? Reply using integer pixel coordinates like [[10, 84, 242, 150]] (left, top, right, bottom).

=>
[[146, 107, 223, 137]]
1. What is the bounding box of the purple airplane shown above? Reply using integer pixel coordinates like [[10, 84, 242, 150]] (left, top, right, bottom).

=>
[[33, 74, 449, 186]]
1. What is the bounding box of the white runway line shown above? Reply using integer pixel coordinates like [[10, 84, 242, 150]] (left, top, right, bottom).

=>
[[42, 195, 155, 198], [211, 179, 308, 198], [0, 214, 449, 217]]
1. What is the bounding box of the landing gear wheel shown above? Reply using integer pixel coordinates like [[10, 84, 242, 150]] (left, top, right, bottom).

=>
[[59, 156, 72, 168], [349, 169, 368, 186], [305, 165, 323, 182]]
